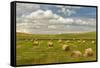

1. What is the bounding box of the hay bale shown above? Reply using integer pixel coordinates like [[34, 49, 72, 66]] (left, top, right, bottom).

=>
[[48, 41, 53, 47], [73, 38, 75, 40], [58, 39, 62, 43], [71, 51, 82, 58], [67, 40, 69, 42], [33, 40, 39, 46], [92, 40, 95, 44], [83, 48, 94, 57], [78, 40, 81, 42], [83, 40, 85, 43], [62, 44, 70, 51]]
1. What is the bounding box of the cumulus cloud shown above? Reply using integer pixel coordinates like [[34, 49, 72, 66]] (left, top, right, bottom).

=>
[[17, 9, 96, 34], [59, 8, 76, 16], [48, 25, 56, 29], [16, 3, 40, 17], [22, 9, 60, 21], [57, 5, 81, 16]]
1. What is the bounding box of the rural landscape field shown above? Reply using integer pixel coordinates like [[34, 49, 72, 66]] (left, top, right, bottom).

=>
[[16, 3, 97, 66], [16, 32, 96, 65]]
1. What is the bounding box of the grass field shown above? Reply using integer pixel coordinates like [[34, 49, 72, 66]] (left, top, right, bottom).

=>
[[16, 32, 97, 66]]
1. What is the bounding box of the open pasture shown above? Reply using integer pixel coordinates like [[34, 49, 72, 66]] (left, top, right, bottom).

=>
[[16, 32, 96, 65]]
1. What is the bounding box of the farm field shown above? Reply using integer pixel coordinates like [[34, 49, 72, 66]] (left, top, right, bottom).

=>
[[16, 32, 97, 66]]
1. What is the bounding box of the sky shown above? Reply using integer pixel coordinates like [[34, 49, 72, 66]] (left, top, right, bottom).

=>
[[16, 3, 96, 34]]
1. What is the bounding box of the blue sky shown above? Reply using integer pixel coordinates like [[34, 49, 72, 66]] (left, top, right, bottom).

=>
[[16, 3, 96, 34], [40, 4, 96, 18]]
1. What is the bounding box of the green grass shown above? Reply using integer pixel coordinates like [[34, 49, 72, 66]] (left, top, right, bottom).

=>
[[16, 32, 97, 65], [16, 32, 96, 39]]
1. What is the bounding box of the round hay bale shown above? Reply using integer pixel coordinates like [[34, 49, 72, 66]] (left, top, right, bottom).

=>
[[48, 41, 53, 47], [66, 40, 70, 43], [58, 39, 62, 43], [33, 40, 39, 46], [71, 51, 82, 58], [83, 48, 94, 57], [62, 44, 70, 51], [78, 40, 81, 42], [92, 40, 95, 44], [83, 40, 85, 43], [73, 38, 75, 40]]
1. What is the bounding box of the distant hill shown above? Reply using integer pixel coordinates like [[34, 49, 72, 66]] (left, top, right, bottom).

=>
[[16, 32, 96, 40]]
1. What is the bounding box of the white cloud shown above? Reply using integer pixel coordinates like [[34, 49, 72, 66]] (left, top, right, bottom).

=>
[[58, 8, 76, 16], [25, 10, 60, 20], [48, 25, 56, 29], [49, 17, 74, 24], [58, 17, 74, 23], [66, 9, 76, 16], [75, 18, 96, 26], [44, 10, 53, 18], [17, 9, 96, 34], [56, 5, 81, 9], [16, 3, 40, 17], [57, 5, 80, 16]]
